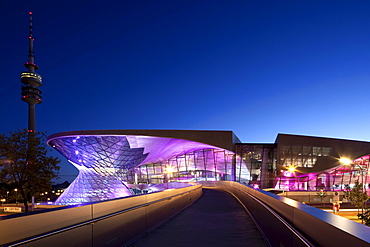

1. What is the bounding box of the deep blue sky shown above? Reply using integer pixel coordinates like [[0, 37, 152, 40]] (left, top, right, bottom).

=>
[[2, 1, 370, 182]]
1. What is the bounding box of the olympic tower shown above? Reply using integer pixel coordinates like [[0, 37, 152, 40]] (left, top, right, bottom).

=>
[[20, 12, 42, 132]]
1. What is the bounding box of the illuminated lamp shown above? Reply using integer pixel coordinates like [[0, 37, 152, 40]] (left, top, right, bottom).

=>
[[288, 166, 296, 173], [339, 158, 352, 165], [166, 166, 175, 174]]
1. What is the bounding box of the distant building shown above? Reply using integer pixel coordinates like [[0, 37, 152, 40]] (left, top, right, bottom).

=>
[[47, 130, 370, 205]]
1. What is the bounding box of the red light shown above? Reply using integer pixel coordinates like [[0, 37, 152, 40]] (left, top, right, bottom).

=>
[[29, 12, 33, 15]]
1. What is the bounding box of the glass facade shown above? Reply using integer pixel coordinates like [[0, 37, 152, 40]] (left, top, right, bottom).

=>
[[278, 145, 332, 168], [130, 149, 243, 184], [48, 136, 148, 204], [275, 156, 370, 192], [48, 134, 250, 205], [48, 131, 370, 204], [235, 144, 276, 188]]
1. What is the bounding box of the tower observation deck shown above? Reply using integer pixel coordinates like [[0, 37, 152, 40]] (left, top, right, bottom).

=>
[[20, 12, 42, 132]]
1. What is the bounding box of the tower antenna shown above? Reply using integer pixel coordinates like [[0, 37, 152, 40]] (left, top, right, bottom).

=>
[[20, 12, 42, 132]]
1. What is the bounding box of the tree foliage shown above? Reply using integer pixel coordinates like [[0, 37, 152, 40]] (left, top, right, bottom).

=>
[[344, 180, 368, 210], [0, 130, 60, 211], [344, 180, 369, 224], [358, 208, 370, 226]]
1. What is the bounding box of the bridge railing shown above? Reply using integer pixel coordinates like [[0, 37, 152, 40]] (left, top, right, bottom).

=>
[[202, 181, 370, 247], [0, 184, 202, 247]]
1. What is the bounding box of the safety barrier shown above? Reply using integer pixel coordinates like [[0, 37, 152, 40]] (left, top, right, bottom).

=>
[[0, 184, 202, 247], [203, 181, 370, 247]]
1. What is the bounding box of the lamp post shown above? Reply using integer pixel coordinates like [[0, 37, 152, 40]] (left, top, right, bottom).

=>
[[14, 188, 18, 205], [287, 166, 297, 191], [339, 158, 352, 189], [6, 191, 9, 204]]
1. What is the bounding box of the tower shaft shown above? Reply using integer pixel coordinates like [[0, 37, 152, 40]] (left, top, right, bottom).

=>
[[28, 104, 36, 133]]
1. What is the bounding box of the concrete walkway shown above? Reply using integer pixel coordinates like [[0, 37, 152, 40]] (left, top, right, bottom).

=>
[[129, 188, 268, 247]]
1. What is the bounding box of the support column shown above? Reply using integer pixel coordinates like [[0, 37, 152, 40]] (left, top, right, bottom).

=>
[[231, 154, 236, 181], [260, 147, 269, 189]]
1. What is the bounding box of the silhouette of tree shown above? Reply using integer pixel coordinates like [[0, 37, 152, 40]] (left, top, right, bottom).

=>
[[0, 130, 60, 212]]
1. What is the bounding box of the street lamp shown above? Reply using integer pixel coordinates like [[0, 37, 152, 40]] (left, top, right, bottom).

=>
[[339, 157, 353, 189], [14, 188, 18, 204], [6, 191, 9, 204]]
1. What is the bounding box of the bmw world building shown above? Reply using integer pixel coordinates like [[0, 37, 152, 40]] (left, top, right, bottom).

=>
[[47, 130, 370, 205]]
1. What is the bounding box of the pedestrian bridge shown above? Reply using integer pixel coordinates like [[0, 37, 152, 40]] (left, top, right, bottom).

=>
[[1, 182, 369, 246]]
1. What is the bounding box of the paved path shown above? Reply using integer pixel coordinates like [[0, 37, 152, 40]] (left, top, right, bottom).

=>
[[129, 188, 268, 247]]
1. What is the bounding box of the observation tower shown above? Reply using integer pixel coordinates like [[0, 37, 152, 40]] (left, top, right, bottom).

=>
[[20, 12, 42, 132]]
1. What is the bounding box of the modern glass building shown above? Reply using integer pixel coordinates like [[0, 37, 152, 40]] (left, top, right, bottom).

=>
[[47, 130, 370, 205], [47, 130, 249, 204]]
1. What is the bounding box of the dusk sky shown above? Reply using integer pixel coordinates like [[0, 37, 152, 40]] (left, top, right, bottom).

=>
[[2, 1, 370, 182]]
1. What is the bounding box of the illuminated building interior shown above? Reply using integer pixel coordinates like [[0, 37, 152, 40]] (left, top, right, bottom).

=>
[[47, 131, 249, 205], [273, 134, 370, 193], [276, 154, 370, 192]]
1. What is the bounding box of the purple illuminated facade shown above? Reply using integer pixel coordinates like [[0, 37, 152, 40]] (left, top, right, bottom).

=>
[[47, 130, 249, 205], [272, 134, 370, 193], [47, 131, 370, 205]]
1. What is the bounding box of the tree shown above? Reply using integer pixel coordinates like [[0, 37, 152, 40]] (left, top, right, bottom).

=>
[[0, 130, 60, 212], [344, 180, 369, 224], [358, 208, 370, 226]]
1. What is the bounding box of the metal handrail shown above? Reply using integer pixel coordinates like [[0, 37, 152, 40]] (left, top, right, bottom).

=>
[[6, 186, 201, 247], [223, 184, 314, 247]]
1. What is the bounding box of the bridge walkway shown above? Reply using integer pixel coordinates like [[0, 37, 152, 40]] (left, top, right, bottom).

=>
[[128, 188, 268, 247]]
